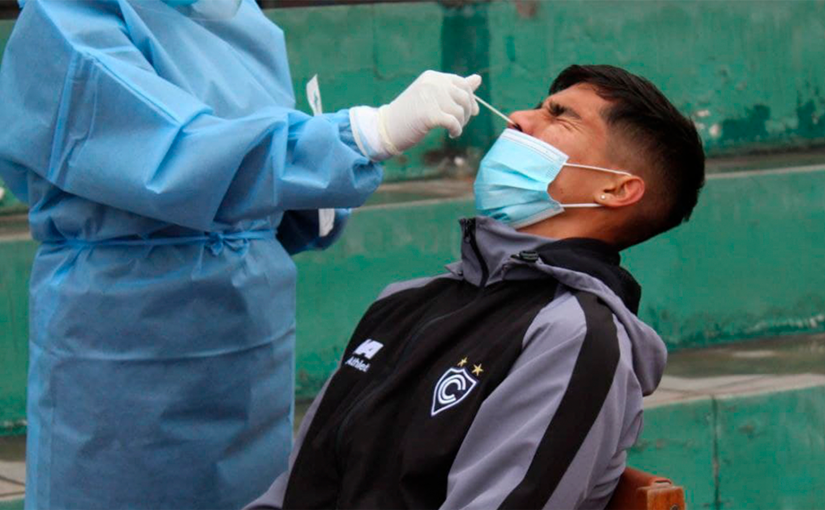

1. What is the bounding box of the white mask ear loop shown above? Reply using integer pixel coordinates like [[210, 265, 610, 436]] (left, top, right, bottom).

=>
[[564, 163, 633, 176], [556, 164, 632, 208], [558, 203, 603, 208]]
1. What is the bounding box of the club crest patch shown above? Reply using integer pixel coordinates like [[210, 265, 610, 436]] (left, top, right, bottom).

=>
[[431, 367, 478, 416]]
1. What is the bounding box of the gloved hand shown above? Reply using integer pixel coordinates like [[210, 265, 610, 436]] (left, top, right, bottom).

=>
[[379, 71, 482, 153], [350, 71, 482, 161]]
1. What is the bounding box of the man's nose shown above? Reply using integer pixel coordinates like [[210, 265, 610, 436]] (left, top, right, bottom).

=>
[[508, 110, 537, 134]]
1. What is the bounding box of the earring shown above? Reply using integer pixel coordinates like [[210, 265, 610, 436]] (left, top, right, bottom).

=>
[[600, 195, 606, 200]]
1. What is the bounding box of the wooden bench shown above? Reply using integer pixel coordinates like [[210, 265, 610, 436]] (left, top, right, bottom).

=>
[[606, 467, 686, 510]]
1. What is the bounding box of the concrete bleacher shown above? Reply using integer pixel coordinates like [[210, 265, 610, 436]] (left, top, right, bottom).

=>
[[3, 161, 825, 508], [0, 436, 24, 509], [5, 335, 822, 509], [3, 1, 825, 508], [634, 334, 825, 509]]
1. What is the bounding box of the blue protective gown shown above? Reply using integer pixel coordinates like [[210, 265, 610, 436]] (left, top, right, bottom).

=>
[[0, 1, 382, 508]]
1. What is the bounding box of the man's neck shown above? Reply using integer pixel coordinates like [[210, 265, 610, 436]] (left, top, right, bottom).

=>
[[516, 212, 618, 247], [517, 214, 589, 239]]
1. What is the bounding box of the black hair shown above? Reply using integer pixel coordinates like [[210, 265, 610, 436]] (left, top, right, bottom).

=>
[[549, 65, 705, 236]]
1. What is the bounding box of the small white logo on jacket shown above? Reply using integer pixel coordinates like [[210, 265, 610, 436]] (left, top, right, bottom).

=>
[[431, 366, 478, 416], [344, 339, 384, 373], [353, 339, 383, 359]]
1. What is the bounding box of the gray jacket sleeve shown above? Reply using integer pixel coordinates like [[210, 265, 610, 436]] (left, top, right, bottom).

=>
[[439, 292, 644, 510]]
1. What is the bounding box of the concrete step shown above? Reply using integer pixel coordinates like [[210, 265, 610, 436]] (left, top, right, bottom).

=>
[[3, 334, 824, 509], [631, 333, 825, 510], [0, 436, 24, 509], [3, 163, 825, 408]]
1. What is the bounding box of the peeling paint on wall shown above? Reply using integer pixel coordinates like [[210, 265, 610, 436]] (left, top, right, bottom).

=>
[[720, 104, 771, 145], [514, 0, 538, 19], [796, 97, 825, 139]]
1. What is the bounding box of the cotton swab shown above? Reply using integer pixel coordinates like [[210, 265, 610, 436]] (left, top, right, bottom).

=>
[[473, 94, 516, 126]]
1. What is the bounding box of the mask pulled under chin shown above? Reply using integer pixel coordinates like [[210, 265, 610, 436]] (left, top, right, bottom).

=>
[[473, 128, 630, 229]]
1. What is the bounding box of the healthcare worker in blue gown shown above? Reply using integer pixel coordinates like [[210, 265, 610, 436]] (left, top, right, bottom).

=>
[[0, 0, 481, 508]]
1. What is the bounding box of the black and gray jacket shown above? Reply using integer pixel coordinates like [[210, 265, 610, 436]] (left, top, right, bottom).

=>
[[247, 216, 667, 510]]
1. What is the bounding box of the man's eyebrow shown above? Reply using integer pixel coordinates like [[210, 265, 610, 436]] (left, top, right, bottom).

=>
[[545, 99, 582, 120]]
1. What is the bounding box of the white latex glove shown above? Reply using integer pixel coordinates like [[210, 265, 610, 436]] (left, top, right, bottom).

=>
[[350, 71, 482, 161], [379, 71, 482, 153]]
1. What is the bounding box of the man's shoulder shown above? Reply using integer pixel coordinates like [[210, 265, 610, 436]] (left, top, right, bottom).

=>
[[375, 273, 459, 301], [520, 288, 608, 348], [519, 288, 637, 377]]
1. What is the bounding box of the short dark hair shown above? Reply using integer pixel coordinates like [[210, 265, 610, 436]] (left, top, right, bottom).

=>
[[549, 65, 705, 237]]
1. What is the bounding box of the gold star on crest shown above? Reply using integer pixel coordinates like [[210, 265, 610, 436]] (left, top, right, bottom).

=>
[[457, 357, 469, 367], [472, 364, 484, 376]]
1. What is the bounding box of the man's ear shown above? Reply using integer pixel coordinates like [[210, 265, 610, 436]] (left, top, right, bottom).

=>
[[595, 175, 645, 208]]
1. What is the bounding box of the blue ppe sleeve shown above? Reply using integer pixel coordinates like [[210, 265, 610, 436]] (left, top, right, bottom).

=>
[[276, 208, 351, 255], [0, 1, 382, 233], [274, 113, 358, 254]]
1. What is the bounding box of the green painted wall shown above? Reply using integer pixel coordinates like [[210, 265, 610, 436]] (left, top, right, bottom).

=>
[[265, 3, 448, 182], [2, 165, 825, 407], [623, 167, 825, 350], [629, 384, 825, 510], [292, 166, 825, 396], [0, 19, 21, 216], [0, 19, 12, 58], [0, 0, 825, 195], [3, 0, 825, 204], [0, 240, 35, 436], [627, 399, 716, 509], [2, 0, 825, 203], [294, 162, 825, 394], [268, 0, 825, 181], [484, 0, 825, 156], [0, 181, 25, 216], [715, 385, 825, 509]]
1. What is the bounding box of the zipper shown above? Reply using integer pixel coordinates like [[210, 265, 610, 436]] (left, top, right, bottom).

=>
[[331, 219, 492, 494], [464, 218, 490, 287], [333, 296, 481, 467]]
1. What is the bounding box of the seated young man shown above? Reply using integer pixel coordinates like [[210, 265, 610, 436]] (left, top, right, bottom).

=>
[[247, 65, 705, 510]]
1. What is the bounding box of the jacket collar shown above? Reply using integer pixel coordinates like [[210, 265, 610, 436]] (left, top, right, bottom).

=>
[[450, 216, 642, 314]]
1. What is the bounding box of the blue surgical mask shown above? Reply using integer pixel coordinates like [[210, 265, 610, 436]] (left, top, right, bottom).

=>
[[474, 128, 631, 229]]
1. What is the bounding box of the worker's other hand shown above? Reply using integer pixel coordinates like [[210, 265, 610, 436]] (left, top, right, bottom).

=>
[[379, 71, 482, 154]]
